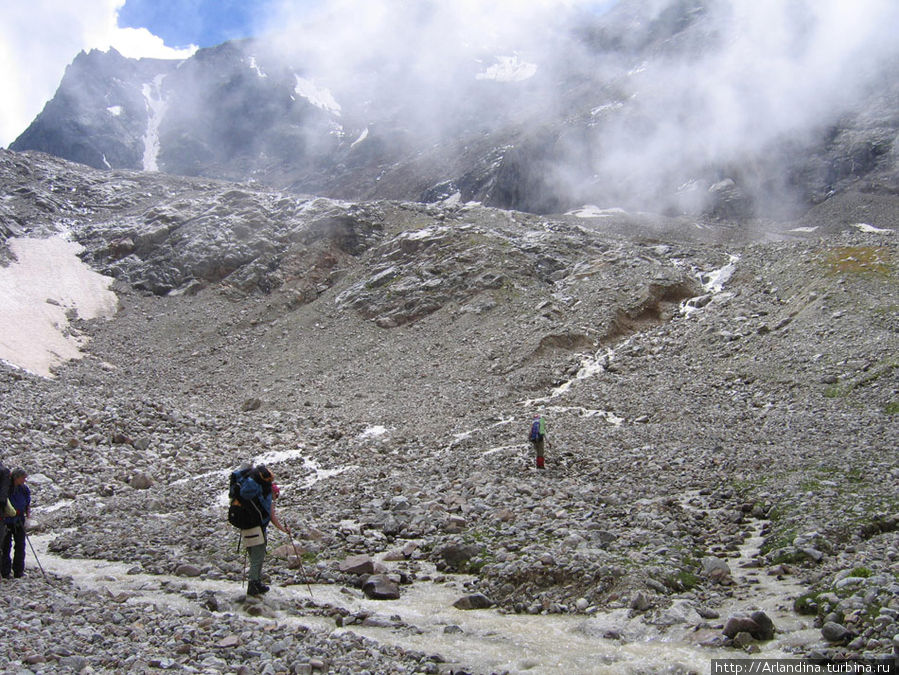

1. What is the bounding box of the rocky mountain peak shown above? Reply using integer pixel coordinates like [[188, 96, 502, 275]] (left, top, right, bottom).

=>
[[10, 0, 899, 220]]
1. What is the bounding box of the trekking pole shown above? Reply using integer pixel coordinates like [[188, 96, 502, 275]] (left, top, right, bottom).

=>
[[24, 529, 49, 584], [285, 525, 314, 600]]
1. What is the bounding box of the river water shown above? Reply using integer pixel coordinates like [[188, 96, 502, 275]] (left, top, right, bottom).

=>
[[29, 495, 820, 675]]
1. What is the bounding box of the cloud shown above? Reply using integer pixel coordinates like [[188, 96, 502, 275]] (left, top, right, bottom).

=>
[[569, 0, 899, 215], [250, 0, 898, 215], [0, 0, 196, 148]]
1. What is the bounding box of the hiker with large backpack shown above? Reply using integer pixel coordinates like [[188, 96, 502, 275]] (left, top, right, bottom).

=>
[[228, 464, 287, 596], [529, 415, 547, 469]]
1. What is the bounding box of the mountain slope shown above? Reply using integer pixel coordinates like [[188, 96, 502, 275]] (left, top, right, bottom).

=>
[[1, 149, 897, 668]]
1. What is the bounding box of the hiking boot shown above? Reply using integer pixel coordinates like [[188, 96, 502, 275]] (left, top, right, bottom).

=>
[[247, 580, 270, 596]]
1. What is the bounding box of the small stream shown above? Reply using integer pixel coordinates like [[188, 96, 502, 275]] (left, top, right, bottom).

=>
[[28, 490, 819, 675]]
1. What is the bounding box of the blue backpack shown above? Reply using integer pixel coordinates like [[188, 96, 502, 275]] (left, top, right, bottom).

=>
[[227, 467, 262, 529], [529, 418, 544, 442]]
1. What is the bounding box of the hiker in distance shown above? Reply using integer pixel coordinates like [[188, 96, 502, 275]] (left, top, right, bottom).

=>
[[2, 468, 30, 579], [238, 464, 287, 596], [529, 415, 548, 469]]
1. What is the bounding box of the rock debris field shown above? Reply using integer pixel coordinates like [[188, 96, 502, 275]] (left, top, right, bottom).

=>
[[0, 150, 897, 673]]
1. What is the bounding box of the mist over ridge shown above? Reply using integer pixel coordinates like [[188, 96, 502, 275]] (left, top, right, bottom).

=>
[[11, 0, 899, 220]]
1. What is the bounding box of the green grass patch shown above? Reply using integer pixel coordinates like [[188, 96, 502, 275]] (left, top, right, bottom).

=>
[[885, 401, 899, 415], [823, 358, 898, 400], [824, 385, 845, 398], [769, 548, 808, 565], [665, 568, 701, 591], [821, 246, 894, 278], [759, 527, 797, 557], [794, 591, 823, 615]]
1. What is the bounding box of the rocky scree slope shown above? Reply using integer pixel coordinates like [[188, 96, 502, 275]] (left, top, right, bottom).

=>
[[0, 150, 898, 670]]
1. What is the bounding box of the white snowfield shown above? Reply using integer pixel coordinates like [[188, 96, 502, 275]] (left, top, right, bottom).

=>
[[476, 55, 538, 82], [0, 236, 118, 377], [294, 75, 342, 115], [853, 222, 894, 235]]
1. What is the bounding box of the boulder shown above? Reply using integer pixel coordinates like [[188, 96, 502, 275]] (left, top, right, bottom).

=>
[[452, 593, 494, 610], [437, 542, 480, 569], [629, 591, 652, 612], [723, 611, 775, 641], [443, 516, 467, 533], [821, 622, 854, 643], [701, 556, 732, 583], [173, 563, 202, 578], [129, 472, 153, 490], [339, 554, 375, 575], [362, 575, 400, 600]]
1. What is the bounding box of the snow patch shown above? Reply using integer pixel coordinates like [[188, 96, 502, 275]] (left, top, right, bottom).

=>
[[247, 56, 267, 78], [680, 255, 740, 318], [141, 74, 168, 171], [106, 105, 123, 116], [566, 205, 628, 218], [0, 236, 118, 378], [590, 102, 624, 116], [253, 448, 306, 466], [358, 425, 388, 440], [476, 55, 537, 82], [853, 222, 893, 235], [789, 226, 819, 233], [294, 76, 341, 115], [350, 127, 369, 148], [403, 225, 449, 241], [300, 457, 359, 488], [700, 255, 739, 293]]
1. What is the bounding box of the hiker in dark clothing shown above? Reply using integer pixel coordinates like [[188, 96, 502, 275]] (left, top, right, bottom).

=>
[[0, 462, 11, 562], [529, 415, 547, 469], [2, 468, 30, 579], [239, 464, 286, 596]]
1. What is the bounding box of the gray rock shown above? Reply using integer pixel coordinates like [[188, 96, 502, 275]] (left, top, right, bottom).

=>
[[822, 622, 854, 643], [174, 564, 203, 577], [452, 593, 494, 610], [361, 575, 401, 600], [437, 543, 480, 569], [129, 472, 153, 489], [339, 554, 375, 575], [629, 591, 651, 612], [723, 612, 775, 641], [701, 556, 732, 582], [241, 398, 262, 412]]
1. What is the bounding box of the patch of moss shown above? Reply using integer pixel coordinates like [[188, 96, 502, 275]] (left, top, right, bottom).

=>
[[759, 529, 796, 557], [663, 567, 701, 592], [823, 358, 898, 400], [821, 245, 893, 278], [770, 548, 808, 566], [794, 591, 822, 615]]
